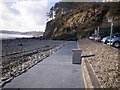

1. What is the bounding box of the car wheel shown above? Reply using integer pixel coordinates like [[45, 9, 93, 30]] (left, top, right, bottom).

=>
[[104, 40, 107, 44], [114, 42, 120, 48]]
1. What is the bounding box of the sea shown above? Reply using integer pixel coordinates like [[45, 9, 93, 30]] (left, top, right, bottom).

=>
[[0, 33, 33, 40]]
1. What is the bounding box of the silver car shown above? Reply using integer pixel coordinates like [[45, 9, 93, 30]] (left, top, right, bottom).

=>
[[107, 34, 120, 48], [101, 33, 120, 44], [89, 35, 97, 40], [101, 36, 110, 44]]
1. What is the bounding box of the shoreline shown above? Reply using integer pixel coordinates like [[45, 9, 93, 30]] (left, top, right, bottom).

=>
[[0, 32, 34, 40], [1, 39, 68, 87], [0, 36, 42, 41]]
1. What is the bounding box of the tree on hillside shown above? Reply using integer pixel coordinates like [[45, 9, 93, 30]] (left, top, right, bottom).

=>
[[46, 6, 54, 20], [47, 2, 85, 19], [109, 2, 120, 16]]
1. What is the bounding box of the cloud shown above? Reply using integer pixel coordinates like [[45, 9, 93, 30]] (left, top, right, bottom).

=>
[[0, 0, 49, 32]]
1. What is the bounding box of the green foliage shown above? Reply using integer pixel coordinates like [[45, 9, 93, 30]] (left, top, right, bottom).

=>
[[44, 2, 120, 40], [47, 2, 87, 19], [52, 30, 77, 41], [46, 6, 54, 19], [89, 3, 99, 10], [109, 2, 120, 16]]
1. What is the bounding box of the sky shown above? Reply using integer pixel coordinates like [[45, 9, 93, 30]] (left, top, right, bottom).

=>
[[0, 0, 60, 32], [1, 0, 119, 32]]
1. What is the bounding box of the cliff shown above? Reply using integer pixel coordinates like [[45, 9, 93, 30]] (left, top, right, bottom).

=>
[[43, 2, 120, 40]]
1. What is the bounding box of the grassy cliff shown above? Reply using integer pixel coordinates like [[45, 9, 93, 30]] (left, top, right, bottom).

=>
[[43, 2, 120, 40]]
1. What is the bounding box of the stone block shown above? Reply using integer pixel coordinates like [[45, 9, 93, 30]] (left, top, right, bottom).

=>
[[72, 49, 82, 64]]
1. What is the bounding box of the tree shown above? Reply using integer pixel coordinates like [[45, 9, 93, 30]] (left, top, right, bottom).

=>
[[46, 6, 54, 19], [47, 2, 84, 19]]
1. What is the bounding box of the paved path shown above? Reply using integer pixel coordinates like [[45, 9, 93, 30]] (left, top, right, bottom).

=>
[[4, 41, 84, 88]]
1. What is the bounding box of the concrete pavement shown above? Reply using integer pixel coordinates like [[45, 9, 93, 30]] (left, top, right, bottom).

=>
[[3, 41, 84, 88]]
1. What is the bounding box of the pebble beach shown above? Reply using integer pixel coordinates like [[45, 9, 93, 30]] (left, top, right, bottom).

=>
[[1, 38, 67, 86]]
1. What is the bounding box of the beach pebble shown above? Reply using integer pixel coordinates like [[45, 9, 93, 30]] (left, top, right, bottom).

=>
[[79, 39, 119, 88]]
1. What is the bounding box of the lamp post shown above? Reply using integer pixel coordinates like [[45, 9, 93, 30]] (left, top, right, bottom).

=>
[[108, 17, 113, 46], [97, 27, 99, 36]]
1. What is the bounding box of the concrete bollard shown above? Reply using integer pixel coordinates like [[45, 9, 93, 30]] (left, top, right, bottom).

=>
[[72, 49, 82, 64]]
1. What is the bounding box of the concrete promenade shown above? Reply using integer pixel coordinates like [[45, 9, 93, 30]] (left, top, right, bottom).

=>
[[4, 41, 84, 88]]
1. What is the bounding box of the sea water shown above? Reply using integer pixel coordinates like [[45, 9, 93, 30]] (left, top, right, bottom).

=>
[[0, 33, 33, 39]]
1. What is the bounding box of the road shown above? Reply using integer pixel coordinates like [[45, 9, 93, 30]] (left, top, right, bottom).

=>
[[3, 41, 84, 88]]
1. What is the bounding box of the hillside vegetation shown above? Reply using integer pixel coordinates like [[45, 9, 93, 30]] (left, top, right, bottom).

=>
[[43, 2, 120, 40]]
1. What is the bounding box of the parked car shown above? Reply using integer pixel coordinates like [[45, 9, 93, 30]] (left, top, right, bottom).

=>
[[101, 36, 110, 44], [88, 35, 97, 40], [101, 33, 120, 44], [94, 35, 108, 42], [106, 34, 120, 48]]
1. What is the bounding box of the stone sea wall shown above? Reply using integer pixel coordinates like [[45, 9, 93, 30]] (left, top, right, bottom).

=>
[[78, 39, 119, 88]]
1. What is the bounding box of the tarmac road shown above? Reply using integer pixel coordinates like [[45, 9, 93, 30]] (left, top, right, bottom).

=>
[[3, 41, 84, 88]]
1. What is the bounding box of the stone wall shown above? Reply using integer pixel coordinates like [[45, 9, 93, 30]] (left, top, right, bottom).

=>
[[78, 39, 119, 88]]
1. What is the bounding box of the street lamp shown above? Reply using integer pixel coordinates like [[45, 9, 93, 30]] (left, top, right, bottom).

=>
[[108, 17, 113, 46]]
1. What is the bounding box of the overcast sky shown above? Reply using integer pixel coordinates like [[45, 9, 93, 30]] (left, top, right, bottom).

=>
[[0, 0, 60, 32]]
